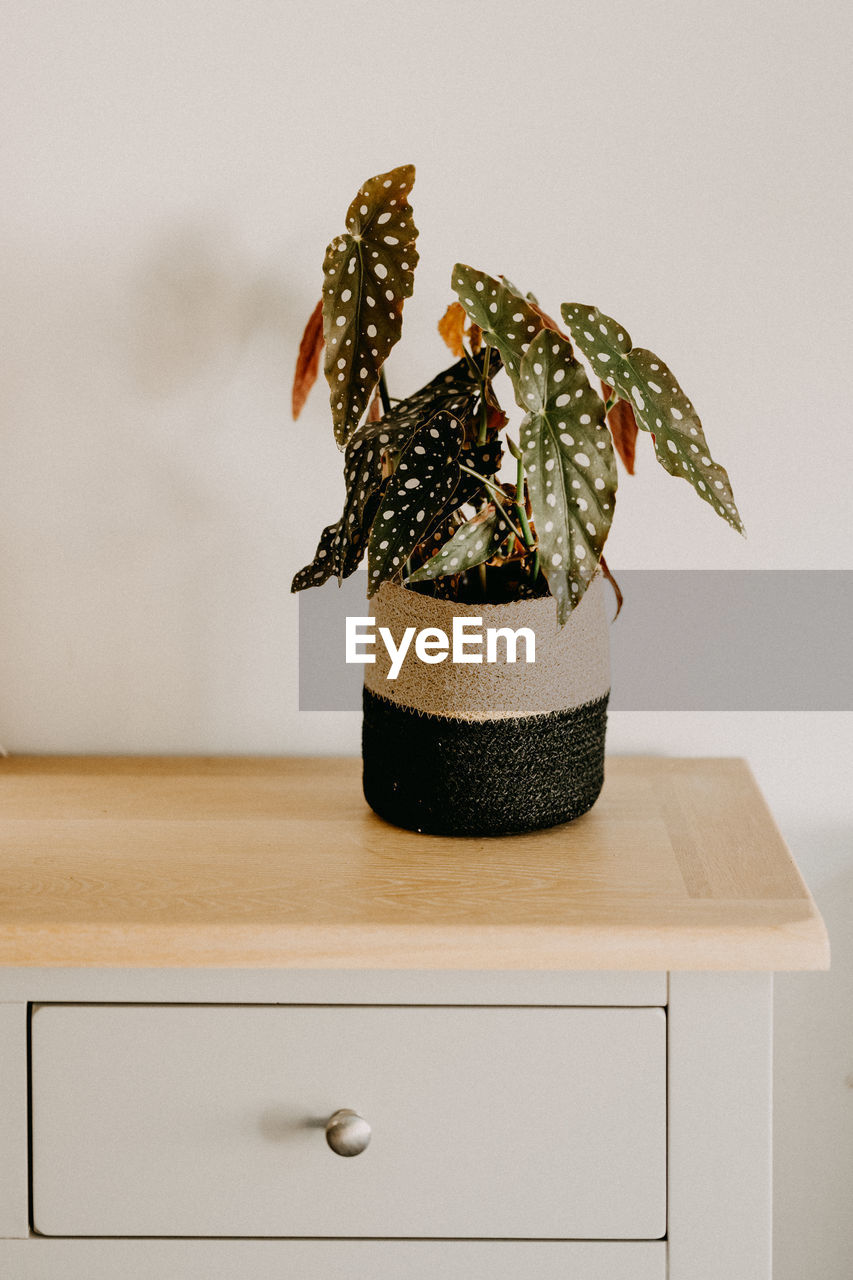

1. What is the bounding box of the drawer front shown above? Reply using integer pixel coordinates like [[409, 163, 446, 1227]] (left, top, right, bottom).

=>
[[31, 1004, 666, 1239]]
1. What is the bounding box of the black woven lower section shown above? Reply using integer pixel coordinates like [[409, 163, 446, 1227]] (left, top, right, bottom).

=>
[[362, 688, 609, 837]]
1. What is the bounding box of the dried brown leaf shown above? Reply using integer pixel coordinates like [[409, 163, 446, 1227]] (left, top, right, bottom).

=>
[[601, 382, 638, 475], [600, 554, 624, 619], [291, 299, 324, 420], [438, 302, 467, 358]]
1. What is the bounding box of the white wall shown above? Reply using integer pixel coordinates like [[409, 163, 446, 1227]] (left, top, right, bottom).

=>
[[1, 2, 851, 1273]]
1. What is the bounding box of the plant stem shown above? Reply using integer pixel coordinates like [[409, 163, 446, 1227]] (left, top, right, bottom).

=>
[[514, 454, 535, 550], [378, 369, 392, 415], [477, 343, 491, 445], [457, 465, 527, 543], [458, 463, 513, 505], [512, 450, 539, 581], [478, 562, 488, 596]]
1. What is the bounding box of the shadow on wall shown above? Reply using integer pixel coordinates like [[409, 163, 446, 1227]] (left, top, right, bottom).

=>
[[774, 832, 853, 1280], [125, 224, 305, 397], [0, 220, 313, 751]]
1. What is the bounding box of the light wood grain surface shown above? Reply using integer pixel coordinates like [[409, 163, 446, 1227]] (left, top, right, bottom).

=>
[[0, 756, 828, 970]]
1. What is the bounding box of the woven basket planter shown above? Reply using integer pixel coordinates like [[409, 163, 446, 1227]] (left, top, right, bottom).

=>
[[362, 575, 610, 837]]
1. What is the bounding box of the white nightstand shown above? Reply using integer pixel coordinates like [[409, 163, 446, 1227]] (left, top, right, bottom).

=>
[[0, 755, 828, 1279]]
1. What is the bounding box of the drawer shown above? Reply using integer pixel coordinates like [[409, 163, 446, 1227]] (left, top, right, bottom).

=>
[[31, 1004, 666, 1240]]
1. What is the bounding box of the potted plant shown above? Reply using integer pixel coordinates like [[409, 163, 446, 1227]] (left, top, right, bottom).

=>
[[292, 165, 743, 837]]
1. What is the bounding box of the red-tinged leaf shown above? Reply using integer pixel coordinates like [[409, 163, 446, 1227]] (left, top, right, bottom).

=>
[[291, 299, 323, 419], [438, 302, 467, 358], [367, 388, 382, 422], [601, 382, 638, 475], [599, 554, 624, 619], [524, 294, 571, 343], [485, 404, 508, 436]]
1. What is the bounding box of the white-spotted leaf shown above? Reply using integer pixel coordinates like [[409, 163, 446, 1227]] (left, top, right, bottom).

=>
[[416, 436, 504, 556], [351, 355, 485, 449], [323, 165, 419, 447], [561, 304, 744, 533], [291, 362, 501, 593], [367, 411, 464, 595], [291, 435, 385, 591], [519, 331, 617, 624], [451, 265, 544, 398], [407, 508, 510, 583], [291, 515, 355, 592]]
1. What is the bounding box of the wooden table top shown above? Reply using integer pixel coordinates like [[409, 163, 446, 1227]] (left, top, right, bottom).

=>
[[0, 755, 828, 971]]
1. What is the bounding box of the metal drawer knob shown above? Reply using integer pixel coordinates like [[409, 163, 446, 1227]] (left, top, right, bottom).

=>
[[325, 1108, 371, 1157]]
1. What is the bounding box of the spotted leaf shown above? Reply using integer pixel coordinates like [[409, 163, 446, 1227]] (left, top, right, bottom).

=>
[[292, 298, 324, 419], [291, 519, 342, 592], [451, 265, 544, 397], [518, 331, 617, 624], [367, 411, 464, 595], [448, 438, 504, 513], [291, 517, 357, 593], [291, 438, 385, 591], [293, 368, 497, 594], [418, 436, 505, 551], [323, 165, 419, 447], [562, 304, 744, 533], [360, 353, 498, 447], [407, 508, 511, 583], [291, 493, 382, 592]]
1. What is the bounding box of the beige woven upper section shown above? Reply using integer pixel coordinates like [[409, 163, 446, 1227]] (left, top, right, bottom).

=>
[[364, 575, 611, 721]]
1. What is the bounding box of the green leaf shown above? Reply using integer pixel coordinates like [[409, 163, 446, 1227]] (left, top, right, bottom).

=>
[[518, 330, 617, 624], [561, 304, 744, 534], [407, 508, 511, 582], [322, 165, 419, 447], [451, 265, 544, 395], [367, 411, 464, 595]]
